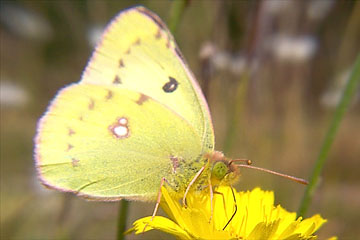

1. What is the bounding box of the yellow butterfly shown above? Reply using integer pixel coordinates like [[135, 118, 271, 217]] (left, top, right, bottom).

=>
[[35, 6, 306, 209]]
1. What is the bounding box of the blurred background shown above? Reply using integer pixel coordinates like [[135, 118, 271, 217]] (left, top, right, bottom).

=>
[[1, 0, 359, 239]]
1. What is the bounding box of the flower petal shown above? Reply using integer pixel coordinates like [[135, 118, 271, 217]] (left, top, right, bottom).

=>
[[126, 216, 192, 239], [247, 221, 280, 240], [295, 214, 327, 236]]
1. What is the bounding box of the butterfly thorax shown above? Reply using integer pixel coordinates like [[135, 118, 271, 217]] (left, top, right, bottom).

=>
[[166, 151, 240, 199]]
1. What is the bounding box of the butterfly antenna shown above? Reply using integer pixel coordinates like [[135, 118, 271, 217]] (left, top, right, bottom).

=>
[[229, 159, 309, 185]]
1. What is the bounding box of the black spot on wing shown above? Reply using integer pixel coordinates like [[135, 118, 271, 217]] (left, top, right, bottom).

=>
[[106, 90, 113, 100], [113, 75, 121, 84], [136, 93, 149, 105], [68, 128, 75, 136], [66, 144, 73, 151], [162, 77, 178, 93], [119, 59, 125, 68], [133, 38, 141, 45], [155, 28, 161, 39], [88, 98, 95, 110], [72, 158, 79, 167]]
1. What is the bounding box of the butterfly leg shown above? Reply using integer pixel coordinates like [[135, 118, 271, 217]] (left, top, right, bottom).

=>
[[213, 190, 227, 219], [182, 165, 205, 208], [207, 184, 235, 225], [222, 186, 237, 230], [143, 177, 168, 232], [208, 178, 214, 223], [210, 187, 237, 229]]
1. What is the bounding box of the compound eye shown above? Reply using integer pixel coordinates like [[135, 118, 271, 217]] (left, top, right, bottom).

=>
[[212, 161, 228, 180]]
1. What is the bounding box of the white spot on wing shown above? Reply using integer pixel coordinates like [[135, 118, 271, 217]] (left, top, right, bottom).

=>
[[114, 125, 128, 137], [109, 117, 130, 139], [119, 118, 127, 125]]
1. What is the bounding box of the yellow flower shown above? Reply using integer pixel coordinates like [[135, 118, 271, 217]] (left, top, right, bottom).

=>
[[127, 186, 327, 239]]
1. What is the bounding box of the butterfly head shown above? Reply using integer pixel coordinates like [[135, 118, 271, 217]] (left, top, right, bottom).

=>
[[207, 151, 241, 186]]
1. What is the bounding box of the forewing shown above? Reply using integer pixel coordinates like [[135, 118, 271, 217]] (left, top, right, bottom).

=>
[[81, 6, 214, 151]]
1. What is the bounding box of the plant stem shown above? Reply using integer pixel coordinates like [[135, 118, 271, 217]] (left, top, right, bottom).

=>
[[117, 200, 129, 240], [168, 0, 188, 34], [297, 54, 360, 217], [223, 71, 249, 154]]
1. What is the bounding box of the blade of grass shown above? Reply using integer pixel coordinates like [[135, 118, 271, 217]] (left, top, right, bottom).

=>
[[297, 54, 360, 217], [223, 71, 249, 154], [117, 200, 129, 240], [168, 0, 189, 34]]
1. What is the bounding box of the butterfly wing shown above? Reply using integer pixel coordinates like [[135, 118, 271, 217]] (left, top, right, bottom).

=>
[[35, 6, 215, 201], [35, 84, 203, 201], [81, 6, 214, 151]]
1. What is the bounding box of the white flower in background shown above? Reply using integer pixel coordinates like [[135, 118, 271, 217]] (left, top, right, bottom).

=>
[[268, 35, 317, 62], [0, 81, 29, 107], [87, 24, 106, 48], [0, 4, 53, 41]]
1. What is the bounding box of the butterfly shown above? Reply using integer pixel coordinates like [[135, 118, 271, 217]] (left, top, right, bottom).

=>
[[34, 6, 306, 208]]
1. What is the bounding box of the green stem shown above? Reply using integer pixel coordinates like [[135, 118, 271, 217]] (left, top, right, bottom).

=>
[[297, 54, 360, 217], [168, 0, 188, 34], [223, 71, 249, 154], [117, 200, 129, 240]]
